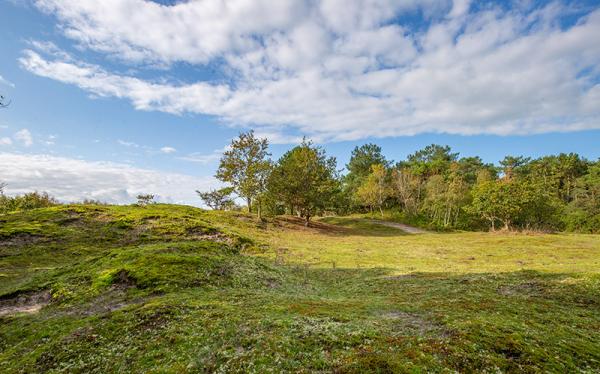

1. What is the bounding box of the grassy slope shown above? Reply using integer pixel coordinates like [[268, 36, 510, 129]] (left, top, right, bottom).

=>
[[0, 205, 599, 373]]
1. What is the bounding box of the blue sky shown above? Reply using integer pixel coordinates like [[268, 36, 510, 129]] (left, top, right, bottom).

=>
[[0, 0, 599, 205]]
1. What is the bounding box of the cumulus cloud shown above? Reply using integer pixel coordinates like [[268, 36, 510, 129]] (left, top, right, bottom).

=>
[[0, 152, 219, 205], [0, 137, 12, 146], [20, 0, 600, 141], [160, 146, 176, 154], [14, 129, 33, 147]]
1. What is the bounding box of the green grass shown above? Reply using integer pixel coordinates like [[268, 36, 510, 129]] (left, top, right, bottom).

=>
[[1, 205, 600, 372]]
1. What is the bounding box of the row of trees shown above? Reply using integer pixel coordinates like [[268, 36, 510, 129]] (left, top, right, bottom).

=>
[[207, 132, 339, 225], [200, 131, 599, 232]]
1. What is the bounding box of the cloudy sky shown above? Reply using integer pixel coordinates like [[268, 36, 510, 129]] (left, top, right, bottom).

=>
[[0, 0, 599, 204]]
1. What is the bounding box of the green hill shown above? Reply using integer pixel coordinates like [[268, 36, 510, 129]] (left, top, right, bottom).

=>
[[1, 205, 600, 372]]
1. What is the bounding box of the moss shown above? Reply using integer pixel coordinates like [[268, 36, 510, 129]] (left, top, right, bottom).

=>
[[1, 205, 599, 372]]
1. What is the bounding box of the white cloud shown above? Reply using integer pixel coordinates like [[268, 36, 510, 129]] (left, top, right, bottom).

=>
[[0, 137, 12, 146], [0, 152, 219, 205], [160, 146, 176, 154], [117, 139, 139, 147], [44, 134, 57, 146], [21, 1, 600, 141], [0, 74, 15, 88], [178, 149, 223, 164], [14, 129, 33, 147]]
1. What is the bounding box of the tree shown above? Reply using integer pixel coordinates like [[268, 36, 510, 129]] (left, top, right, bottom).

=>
[[355, 164, 390, 217], [391, 167, 420, 214], [499, 155, 530, 180], [422, 165, 471, 228], [469, 179, 559, 231], [344, 143, 388, 201], [346, 144, 388, 179], [564, 161, 600, 232], [405, 144, 458, 177], [268, 139, 339, 226], [457, 156, 497, 185], [216, 131, 271, 218], [136, 194, 155, 206], [469, 180, 517, 231], [0, 182, 6, 195], [196, 187, 235, 210], [529, 153, 588, 203]]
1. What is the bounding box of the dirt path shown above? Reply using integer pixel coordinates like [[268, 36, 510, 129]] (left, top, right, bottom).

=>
[[368, 220, 430, 234]]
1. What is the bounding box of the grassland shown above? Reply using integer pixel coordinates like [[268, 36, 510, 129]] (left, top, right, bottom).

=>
[[1, 204, 599, 373]]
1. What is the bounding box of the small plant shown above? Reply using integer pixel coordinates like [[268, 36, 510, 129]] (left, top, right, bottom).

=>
[[136, 194, 155, 206]]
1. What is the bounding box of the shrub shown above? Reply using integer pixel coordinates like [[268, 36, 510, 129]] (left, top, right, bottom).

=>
[[0, 191, 59, 214]]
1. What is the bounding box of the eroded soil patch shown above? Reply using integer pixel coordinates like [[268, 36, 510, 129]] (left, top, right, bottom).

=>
[[0, 290, 51, 316], [0, 233, 45, 247]]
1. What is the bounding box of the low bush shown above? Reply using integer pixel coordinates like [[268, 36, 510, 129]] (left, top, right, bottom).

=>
[[0, 191, 59, 214]]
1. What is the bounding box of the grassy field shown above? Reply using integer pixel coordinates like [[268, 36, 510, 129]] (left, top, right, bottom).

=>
[[1, 204, 600, 373]]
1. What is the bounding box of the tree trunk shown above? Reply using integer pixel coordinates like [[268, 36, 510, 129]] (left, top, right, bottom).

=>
[[379, 206, 384, 218], [247, 198, 252, 214], [304, 214, 310, 227], [257, 200, 262, 220]]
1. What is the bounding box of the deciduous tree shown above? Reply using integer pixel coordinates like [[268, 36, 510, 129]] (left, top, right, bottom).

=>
[[355, 164, 390, 217], [216, 131, 271, 218]]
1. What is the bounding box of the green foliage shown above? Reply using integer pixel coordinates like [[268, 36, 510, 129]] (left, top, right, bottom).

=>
[[0, 191, 58, 214], [216, 131, 271, 215], [196, 187, 235, 210], [268, 139, 340, 225], [345, 143, 388, 177], [469, 179, 561, 231], [422, 169, 471, 228], [499, 155, 531, 180], [352, 145, 598, 233], [562, 162, 600, 233], [404, 144, 458, 176], [528, 153, 588, 202], [355, 164, 390, 217], [344, 143, 389, 204]]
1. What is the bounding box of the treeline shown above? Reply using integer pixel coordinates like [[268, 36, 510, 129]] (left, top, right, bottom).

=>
[[202, 131, 600, 233], [0, 188, 58, 214]]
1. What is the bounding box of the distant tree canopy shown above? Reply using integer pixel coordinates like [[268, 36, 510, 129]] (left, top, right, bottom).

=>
[[0, 191, 58, 214], [216, 131, 271, 218], [210, 136, 599, 233]]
